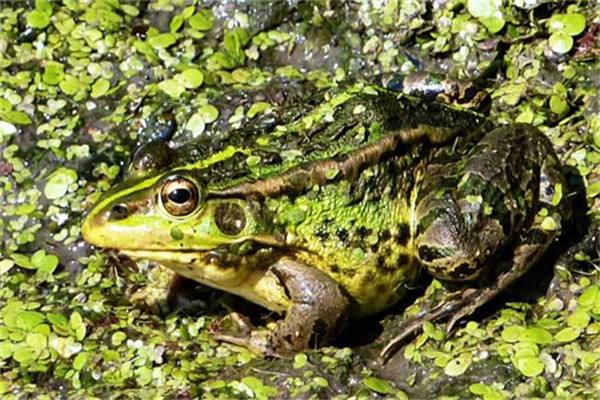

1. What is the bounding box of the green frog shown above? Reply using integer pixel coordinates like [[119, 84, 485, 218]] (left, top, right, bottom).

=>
[[82, 84, 569, 358]]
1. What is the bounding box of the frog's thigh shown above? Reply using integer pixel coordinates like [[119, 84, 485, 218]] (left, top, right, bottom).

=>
[[415, 124, 548, 282], [269, 257, 350, 352], [418, 124, 567, 314]]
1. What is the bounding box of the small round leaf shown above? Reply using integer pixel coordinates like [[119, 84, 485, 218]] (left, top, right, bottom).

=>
[[179, 69, 204, 89], [548, 32, 574, 54], [26, 10, 51, 29]]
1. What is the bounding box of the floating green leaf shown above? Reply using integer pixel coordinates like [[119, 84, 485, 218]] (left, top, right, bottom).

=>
[[16, 311, 45, 331], [73, 352, 88, 370], [13, 347, 38, 364], [541, 216, 558, 231], [241, 376, 278, 398], [469, 383, 506, 400], [179, 69, 204, 89], [520, 327, 553, 344], [44, 167, 78, 200], [111, 331, 126, 346], [293, 353, 307, 369], [0, 111, 31, 125], [121, 4, 139, 17], [47, 313, 69, 336], [197, 104, 219, 123], [555, 327, 581, 343], [186, 113, 205, 136], [0, 341, 14, 360], [148, 33, 177, 49], [501, 325, 524, 342], [247, 102, 271, 118], [31, 250, 59, 274], [548, 13, 586, 36], [363, 376, 396, 394], [91, 78, 110, 98], [11, 254, 34, 269], [188, 10, 214, 31], [548, 32, 574, 54], [26, 332, 47, 350], [69, 312, 86, 341], [26, 10, 51, 29], [567, 309, 590, 328], [43, 62, 65, 86], [35, 0, 52, 14], [59, 75, 80, 96], [444, 353, 472, 376], [170, 15, 184, 33], [0, 260, 14, 274], [579, 285, 600, 310], [207, 52, 236, 70], [466, 0, 505, 33], [515, 356, 544, 377], [158, 79, 185, 99]]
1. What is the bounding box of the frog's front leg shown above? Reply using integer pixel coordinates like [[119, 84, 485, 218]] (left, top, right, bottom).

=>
[[382, 124, 569, 359], [212, 257, 350, 356]]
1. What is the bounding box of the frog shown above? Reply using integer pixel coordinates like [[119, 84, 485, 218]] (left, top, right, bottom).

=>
[[81, 84, 570, 358]]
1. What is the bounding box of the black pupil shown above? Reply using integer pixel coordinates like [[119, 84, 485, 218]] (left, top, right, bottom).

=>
[[168, 188, 191, 204]]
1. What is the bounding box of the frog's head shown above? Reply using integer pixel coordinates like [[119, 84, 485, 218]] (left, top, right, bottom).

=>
[[82, 142, 280, 274]]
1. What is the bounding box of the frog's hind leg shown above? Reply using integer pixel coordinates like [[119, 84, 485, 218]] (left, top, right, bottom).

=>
[[382, 124, 569, 360]]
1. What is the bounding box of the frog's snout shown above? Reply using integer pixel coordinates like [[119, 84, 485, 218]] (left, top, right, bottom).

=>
[[81, 202, 131, 247], [81, 207, 106, 247]]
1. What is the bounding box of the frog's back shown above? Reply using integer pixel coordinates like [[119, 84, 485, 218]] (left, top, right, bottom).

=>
[[173, 87, 489, 197]]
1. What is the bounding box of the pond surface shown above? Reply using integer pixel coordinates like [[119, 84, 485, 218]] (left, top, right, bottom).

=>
[[0, 1, 599, 398]]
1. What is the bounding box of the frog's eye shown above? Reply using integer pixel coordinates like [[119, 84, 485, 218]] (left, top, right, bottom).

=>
[[160, 177, 199, 217]]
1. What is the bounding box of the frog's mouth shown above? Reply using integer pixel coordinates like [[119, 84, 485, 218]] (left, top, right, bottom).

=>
[[120, 249, 208, 266], [120, 244, 280, 271]]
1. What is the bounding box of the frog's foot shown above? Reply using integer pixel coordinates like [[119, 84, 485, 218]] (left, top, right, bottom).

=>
[[381, 241, 550, 361], [210, 258, 349, 356], [546, 224, 600, 304], [210, 312, 277, 356]]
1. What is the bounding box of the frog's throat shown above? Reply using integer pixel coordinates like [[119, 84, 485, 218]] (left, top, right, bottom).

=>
[[120, 247, 278, 269], [121, 249, 289, 312]]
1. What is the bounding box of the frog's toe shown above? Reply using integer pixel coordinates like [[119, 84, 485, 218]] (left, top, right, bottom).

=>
[[212, 330, 277, 357], [379, 290, 464, 361], [382, 239, 551, 361], [209, 312, 255, 338], [209, 313, 279, 356]]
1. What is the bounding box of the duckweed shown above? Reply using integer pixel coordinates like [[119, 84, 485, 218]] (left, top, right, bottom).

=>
[[0, 0, 598, 398], [547, 11, 587, 54]]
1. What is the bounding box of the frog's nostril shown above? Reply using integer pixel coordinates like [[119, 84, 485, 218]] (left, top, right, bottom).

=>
[[110, 204, 129, 220]]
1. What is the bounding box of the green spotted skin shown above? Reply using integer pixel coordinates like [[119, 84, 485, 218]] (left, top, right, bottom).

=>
[[82, 83, 569, 322]]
